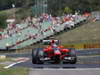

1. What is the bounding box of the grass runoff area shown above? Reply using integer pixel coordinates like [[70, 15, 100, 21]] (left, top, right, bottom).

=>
[[55, 21, 100, 44], [0, 66, 28, 75], [0, 58, 28, 75], [0, 7, 32, 19], [0, 58, 14, 62], [0, 58, 12, 63]]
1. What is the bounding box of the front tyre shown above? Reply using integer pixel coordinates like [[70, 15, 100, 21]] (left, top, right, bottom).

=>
[[32, 49, 44, 64], [69, 49, 77, 64]]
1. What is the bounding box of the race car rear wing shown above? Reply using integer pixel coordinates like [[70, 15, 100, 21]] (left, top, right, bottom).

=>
[[42, 40, 60, 45]]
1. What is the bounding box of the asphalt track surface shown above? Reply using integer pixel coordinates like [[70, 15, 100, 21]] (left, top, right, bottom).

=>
[[29, 68, 100, 75], [11, 57, 100, 75], [2, 49, 100, 75], [13, 58, 100, 75], [13, 58, 100, 68], [2, 48, 100, 68]]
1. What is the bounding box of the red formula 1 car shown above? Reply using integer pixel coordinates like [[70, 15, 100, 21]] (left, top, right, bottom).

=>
[[32, 40, 77, 64]]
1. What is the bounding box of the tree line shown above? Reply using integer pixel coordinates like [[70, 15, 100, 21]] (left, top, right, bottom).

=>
[[0, 0, 100, 12], [0, 0, 100, 14], [0, 0, 100, 28], [0, 0, 35, 10], [47, 0, 100, 16]]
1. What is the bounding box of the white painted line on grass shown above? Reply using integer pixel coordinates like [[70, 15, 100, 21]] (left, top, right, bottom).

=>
[[4, 58, 29, 69], [4, 61, 23, 69]]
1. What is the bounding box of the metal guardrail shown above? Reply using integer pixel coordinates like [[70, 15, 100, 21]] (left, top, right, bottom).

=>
[[77, 48, 100, 56], [1, 48, 99, 57]]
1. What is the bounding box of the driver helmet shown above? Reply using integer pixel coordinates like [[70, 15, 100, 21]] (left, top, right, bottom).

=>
[[51, 40, 55, 43], [52, 44, 57, 48]]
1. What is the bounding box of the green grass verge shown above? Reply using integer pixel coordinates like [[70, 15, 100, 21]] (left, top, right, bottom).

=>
[[0, 8, 19, 16], [0, 58, 28, 75], [0, 58, 15, 62], [0, 7, 33, 19], [54, 21, 100, 44], [0, 66, 28, 75]]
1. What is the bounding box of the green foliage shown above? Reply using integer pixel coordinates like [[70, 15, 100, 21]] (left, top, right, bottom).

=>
[[0, 67, 28, 75], [0, 0, 100, 17], [47, 0, 66, 16], [0, 0, 35, 10], [15, 7, 33, 20], [47, 0, 100, 15], [64, 7, 73, 14], [0, 13, 7, 29]]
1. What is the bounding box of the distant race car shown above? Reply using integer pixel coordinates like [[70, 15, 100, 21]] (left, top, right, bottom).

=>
[[32, 40, 77, 64]]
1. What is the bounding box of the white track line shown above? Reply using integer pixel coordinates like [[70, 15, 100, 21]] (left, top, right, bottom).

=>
[[31, 68, 100, 70], [4, 58, 29, 69], [4, 61, 24, 69]]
